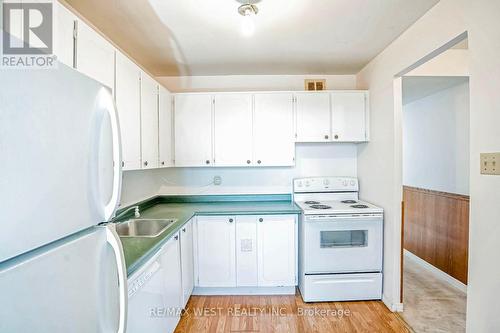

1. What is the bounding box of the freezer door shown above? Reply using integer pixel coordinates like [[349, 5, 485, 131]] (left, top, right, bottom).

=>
[[0, 63, 122, 262], [0, 226, 126, 333]]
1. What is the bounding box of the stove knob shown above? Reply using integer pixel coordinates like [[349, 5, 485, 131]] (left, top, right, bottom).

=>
[[342, 180, 348, 186], [350, 180, 356, 186], [297, 181, 303, 187], [323, 179, 330, 185], [305, 181, 310, 187]]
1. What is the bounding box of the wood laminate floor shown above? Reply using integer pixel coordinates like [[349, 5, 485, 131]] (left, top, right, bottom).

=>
[[401, 253, 467, 333], [174, 291, 412, 333]]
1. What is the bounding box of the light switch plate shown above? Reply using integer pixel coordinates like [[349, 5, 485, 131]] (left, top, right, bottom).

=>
[[480, 153, 500, 175]]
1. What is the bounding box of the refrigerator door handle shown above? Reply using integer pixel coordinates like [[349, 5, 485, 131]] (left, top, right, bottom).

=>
[[105, 223, 127, 333], [98, 88, 122, 221]]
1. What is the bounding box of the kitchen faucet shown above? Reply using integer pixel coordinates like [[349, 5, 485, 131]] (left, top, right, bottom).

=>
[[112, 205, 140, 222]]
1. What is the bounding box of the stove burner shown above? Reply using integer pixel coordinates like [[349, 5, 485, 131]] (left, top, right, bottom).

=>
[[341, 200, 357, 204], [305, 201, 320, 205], [351, 204, 369, 209], [310, 204, 332, 209]]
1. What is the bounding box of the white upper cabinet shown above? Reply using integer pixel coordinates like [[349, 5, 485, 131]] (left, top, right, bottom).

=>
[[214, 94, 253, 166], [295, 92, 331, 142], [140, 72, 159, 169], [115, 52, 141, 170], [196, 216, 236, 287], [158, 86, 174, 168], [257, 215, 296, 287], [253, 93, 295, 166], [331, 91, 368, 142], [75, 21, 114, 91], [174, 94, 213, 167], [54, 3, 76, 68]]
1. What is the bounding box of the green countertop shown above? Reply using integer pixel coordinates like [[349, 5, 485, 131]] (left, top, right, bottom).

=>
[[118, 194, 301, 277]]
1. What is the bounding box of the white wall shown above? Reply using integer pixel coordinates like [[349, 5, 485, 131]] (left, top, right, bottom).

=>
[[406, 49, 469, 76], [463, 1, 500, 331], [120, 169, 163, 206], [357, 0, 500, 331], [403, 80, 470, 195], [355, 0, 467, 313], [157, 144, 357, 195], [156, 74, 356, 92]]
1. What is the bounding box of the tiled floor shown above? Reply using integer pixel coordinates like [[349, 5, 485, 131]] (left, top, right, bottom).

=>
[[401, 252, 467, 333]]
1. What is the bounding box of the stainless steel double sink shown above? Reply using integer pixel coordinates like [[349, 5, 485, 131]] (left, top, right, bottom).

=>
[[116, 219, 177, 238]]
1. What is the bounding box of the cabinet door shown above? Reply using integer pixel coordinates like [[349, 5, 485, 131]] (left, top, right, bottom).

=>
[[214, 94, 253, 166], [257, 215, 296, 286], [159, 86, 174, 167], [140, 73, 159, 169], [254, 93, 295, 166], [235, 216, 258, 286], [160, 234, 183, 333], [174, 94, 213, 167], [331, 92, 368, 142], [54, 2, 76, 68], [180, 220, 194, 308], [115, 53, 141, 170], [196, 216, 236, 287], [75, 21, 114, 91], [295, 92, 331, 142]]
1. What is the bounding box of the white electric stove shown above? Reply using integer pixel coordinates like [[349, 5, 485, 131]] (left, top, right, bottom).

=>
[[294, 177, 383, 302]]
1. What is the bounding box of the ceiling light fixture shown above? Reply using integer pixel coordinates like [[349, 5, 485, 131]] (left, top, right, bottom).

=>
[[236, 0, 261, 37]]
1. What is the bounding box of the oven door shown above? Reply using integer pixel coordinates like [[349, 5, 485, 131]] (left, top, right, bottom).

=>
[[303, 214, 383, 274]]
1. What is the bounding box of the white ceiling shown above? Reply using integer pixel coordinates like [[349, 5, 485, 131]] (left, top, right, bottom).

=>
[[403, 76, 469, 105], [67, 0, 440, 76]]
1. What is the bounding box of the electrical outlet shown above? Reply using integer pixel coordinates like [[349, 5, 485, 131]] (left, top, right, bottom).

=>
[[213, 176, 222, 185], [480, 153, 500, 175]]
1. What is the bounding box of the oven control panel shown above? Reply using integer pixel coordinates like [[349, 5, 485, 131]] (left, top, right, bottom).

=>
[[293, 177, 358, 193]]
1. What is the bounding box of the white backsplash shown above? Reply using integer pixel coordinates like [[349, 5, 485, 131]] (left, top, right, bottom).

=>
[[120, 143, 357, 204]]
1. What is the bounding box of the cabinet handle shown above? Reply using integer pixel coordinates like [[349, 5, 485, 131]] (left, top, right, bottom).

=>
[[259, 218, 263, 222], [257, 160, 262, 164], [247, 160, 251, 164], [174, 235, 179, 240], [182, 228, 186, 232], [229, 218, 234, 223], [161, 161, 165, 166], [325, 135, 329, 140], [144, 161, 148, 166], [205, 160, 210, 165], [121, 161, 125, 167], [334, 134, 339, 140]]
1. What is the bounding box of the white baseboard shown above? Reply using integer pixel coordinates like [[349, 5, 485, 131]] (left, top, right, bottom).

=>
[[193, 286, 296, 296], [404, 249, 467, 293], [382, 295, 404, 312]]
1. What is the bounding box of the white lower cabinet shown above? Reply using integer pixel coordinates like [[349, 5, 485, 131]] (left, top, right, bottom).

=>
[[194, 214, 297, 291], [127, 234, 182, 333], [235, 216, 258, 286], [180, 220, 194, 307], [257, 215, 296, 286], [196, 216, 236, 287]]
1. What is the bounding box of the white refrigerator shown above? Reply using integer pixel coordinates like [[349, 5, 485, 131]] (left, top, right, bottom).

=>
[[0, 64, 127, 332]]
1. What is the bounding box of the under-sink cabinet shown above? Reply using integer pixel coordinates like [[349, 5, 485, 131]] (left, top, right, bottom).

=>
[[193, 214, 297, 294]]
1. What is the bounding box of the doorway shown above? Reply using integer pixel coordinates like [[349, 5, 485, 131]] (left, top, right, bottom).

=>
[[398, 37, 470, 332]]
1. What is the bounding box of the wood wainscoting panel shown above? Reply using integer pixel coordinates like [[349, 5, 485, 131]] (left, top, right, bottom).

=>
[[403, 186, 469, 284]]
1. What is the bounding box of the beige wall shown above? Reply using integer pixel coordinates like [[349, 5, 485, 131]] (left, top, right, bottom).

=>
[[357, 0, 500, 331], [156, 74, 356, 92]]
